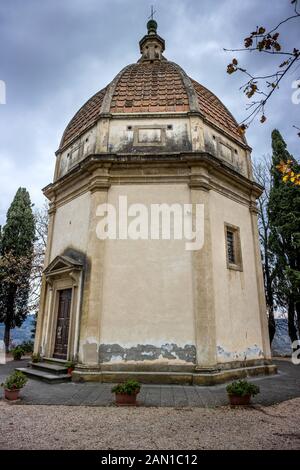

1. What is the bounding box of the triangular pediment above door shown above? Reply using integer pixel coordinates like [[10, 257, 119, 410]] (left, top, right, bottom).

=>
[[44, 255, 83, 276]]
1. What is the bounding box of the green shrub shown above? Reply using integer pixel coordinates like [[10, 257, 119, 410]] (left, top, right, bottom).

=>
[[111, 379, 141, 395], [226, 380, 260, 397], [12, 346, 24, 361], [65, 361, 76, 369], [31, 353, 41, 363], [1, 371, 28, 390], [19, 340, 34, 353]]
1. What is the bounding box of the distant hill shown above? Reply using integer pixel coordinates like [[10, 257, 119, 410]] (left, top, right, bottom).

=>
[[271, 318, 291, 357], [0, 316, 35, 347]]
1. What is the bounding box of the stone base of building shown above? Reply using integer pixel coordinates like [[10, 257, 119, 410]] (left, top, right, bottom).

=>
[[71, 360, 277, 385]]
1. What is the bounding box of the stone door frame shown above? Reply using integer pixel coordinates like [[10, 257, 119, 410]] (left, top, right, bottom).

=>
[[43, 256, 83, 361], [53, 287, 72, 359]]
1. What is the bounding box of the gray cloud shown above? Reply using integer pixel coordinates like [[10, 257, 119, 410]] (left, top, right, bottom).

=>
[[0, 0, 299, 224]]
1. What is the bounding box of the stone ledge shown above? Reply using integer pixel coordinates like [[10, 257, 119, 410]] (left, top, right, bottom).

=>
[[192, 364, 277, 386], [99, 362, 196, 373], [71, 364, 277, 385], [73, 357, 269, 374]]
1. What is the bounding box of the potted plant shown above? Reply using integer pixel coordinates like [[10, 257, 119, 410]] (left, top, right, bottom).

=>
[[112, 379, 141, 406], [65, 360, 76, 375], [12, 346, 24, 361], [31, 352, 41, 363], [226, 379, 260, 406], [1, 370, 28, 401], [20, 340, 34, 354]]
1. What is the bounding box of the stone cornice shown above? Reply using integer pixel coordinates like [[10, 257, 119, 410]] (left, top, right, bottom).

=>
[[249, 201, 259, 214], [43, 151, 263, 209]]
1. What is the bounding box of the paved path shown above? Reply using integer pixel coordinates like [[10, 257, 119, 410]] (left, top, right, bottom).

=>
[[1, 359, 299, 407]]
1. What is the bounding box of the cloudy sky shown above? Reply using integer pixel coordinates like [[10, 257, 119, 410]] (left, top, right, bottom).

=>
[[0, 0, 299, 225]]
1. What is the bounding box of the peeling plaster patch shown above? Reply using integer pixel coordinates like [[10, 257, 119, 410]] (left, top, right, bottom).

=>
[[81, 338, 99, 363], [99, 343, 196, 363], [245, 345, 264, 359], [111, 355, 123, 362], [217, 346, 232, 359], [217, 344, 263, 362], [141, 351, 155, 357]]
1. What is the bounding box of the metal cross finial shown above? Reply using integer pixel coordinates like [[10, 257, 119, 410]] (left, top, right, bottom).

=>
[[148, 5, 156, 21]]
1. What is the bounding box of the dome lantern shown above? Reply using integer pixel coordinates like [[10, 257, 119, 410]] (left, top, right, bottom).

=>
[[139, 17, 165, 61]]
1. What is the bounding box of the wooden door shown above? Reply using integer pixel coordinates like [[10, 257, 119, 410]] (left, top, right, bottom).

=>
[[53, 289, 72, 359]]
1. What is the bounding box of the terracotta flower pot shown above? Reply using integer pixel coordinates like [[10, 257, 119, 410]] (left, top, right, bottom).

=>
[[228, 394, 251, 406], [115, 392, 139, 406], [4, 388, 21, 401]]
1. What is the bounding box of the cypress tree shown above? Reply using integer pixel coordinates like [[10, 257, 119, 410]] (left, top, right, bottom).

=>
[[0, 188, 35, 352], [268, 130, 300, 347]]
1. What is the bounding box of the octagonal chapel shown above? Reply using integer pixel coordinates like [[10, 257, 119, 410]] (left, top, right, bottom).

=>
[[34, 20, 275, 384]]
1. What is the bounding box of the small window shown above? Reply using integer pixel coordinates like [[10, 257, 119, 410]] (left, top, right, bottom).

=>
[[127, 125, 133, 131], [225, 224, 243, 271], [226, 230, 235, 263], [167, 124, 173, 130]]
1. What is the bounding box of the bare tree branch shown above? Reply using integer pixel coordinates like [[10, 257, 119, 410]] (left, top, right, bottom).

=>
[[225, 0, 300, 135]]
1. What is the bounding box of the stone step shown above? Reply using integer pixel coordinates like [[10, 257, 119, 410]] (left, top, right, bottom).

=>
[[16, 367, 71, 384], [42, 357, 69, 365], [30, 361, 69, 375]]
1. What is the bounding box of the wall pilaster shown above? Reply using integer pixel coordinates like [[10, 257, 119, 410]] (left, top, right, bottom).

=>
[[189, 167, 217, 369], [79, 166, 111, 364]]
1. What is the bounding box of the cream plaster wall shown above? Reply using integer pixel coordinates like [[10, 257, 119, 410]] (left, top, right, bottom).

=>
[[209, 191, 264, 363], [99, 184, 195, 362], [50, 192, 91, 261], [47, 181, 264, 367]]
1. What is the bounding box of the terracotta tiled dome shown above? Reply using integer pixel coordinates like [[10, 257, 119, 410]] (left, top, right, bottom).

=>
[[110, 61, 190, 114], [60, 87, 107, 149], [60, 22, 244, 150]]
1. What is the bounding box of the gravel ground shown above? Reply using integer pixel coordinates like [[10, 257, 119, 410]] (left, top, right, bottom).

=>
[[1, 398, 300, 450]]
